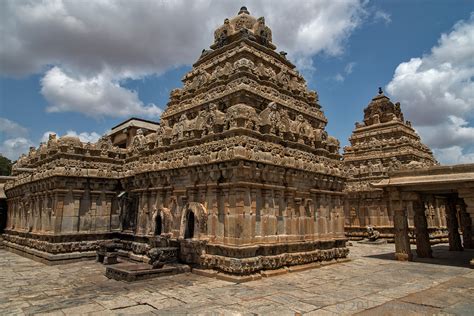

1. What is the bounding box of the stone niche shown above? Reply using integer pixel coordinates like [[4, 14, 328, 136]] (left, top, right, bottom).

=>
[[4, 7, 348, 275]]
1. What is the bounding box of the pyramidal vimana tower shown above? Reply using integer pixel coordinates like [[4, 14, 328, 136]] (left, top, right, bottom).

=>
[[4, 7, 348, 276], [343, 89, 448, 242]]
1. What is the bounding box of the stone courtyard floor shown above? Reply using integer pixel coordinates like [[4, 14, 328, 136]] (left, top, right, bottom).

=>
[[0, 243, 473, 315]]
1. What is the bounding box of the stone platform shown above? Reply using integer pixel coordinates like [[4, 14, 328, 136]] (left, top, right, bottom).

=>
[[105, 262, 190, 282], [1, 243, 473, 315]]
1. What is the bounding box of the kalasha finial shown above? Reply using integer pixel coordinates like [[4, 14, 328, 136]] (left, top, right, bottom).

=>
[[238, 6, 250, 15], [378, 87, 383, 95]]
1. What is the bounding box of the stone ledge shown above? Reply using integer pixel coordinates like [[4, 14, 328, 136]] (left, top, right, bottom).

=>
[[261, 267, 288, 277], [192, 258, 351, 283], [105, 262, 190, 282], [192, 268, 219, 278], [216, 272, 262, 283], [3, 241, 96, 265], [287, 262, 321, 272]]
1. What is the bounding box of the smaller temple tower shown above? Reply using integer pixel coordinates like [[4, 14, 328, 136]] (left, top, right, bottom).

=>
[[343, 88, 448, 242]]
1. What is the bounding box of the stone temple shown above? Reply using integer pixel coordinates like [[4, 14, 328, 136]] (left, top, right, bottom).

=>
[[342, 90, 448, 243], [3, 7, 348, 278], [3, 7, 473, 279]]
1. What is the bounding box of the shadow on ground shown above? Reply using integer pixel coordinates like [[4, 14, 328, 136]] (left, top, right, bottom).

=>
[[362, 244, 473, 268]]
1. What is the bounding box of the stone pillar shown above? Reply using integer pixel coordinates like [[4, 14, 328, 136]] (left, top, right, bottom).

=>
[[457, 188, 474, 249], [390, 189, 413, 261], [458, 200, 472, 249], [406, 200, 415, 228], [413, 199, 432, 258], [446, 197, 463, 251], [434, 198, 442, 227], [393, 208, 412, 261]]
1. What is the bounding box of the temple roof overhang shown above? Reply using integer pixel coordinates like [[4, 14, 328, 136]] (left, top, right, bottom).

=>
[[371, 164, 474, 193]]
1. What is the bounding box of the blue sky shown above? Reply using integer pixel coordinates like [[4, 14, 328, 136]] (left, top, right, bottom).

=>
[[1, 0, 473, 164]]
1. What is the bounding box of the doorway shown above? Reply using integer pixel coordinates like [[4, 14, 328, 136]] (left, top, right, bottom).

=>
[[184, 211, 195, 239], [155, 215, 162, 235]]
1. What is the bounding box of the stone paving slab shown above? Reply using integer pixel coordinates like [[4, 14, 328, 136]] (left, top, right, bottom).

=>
[[0, 243, 473, 315]]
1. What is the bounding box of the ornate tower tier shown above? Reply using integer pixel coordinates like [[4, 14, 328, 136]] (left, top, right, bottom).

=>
[[4, 7, 348, 276], [343, 89, 447, 242]]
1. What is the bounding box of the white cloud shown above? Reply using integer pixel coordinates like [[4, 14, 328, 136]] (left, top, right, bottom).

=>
[[374, 10, 391, 25], [0, 117, 32, 160], [1, 0, 368, 117], [0, 118, 28, 139], [433, 146, 474, 165], [64, 130, 101, 143], [41, 67, 162, 118], [40, 130, 101, 143], [333, 62, 356, 83], [414, 116, 474, 149], [0, 117, 103, 160], [344, 62, 356, 75], [334, 73, 345, 82], [386, 14, 474, 164], [40, 131, 57, 143], [0, 137, 33, 161]]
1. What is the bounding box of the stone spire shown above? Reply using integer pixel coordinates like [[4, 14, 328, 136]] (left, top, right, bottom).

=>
[[362, 88, 404, 127], [238, 6, 250, 15], [343, 90, 437, 193], [211, 6, 275, 50]]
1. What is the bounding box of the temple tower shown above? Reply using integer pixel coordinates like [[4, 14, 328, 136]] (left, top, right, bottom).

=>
[[343, 89, 447, 242], [4, 7, 348, 276]]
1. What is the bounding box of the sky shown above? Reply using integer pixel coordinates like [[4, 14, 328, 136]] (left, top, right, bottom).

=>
[[0, 0, 473, 165]]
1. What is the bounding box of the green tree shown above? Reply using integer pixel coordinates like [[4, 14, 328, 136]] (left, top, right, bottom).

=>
[[0, 155, 12, 176]]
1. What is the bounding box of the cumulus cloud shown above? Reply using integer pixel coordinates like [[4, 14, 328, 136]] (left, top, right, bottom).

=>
[[63, 130, 102, 143], [0, 118, 28, 139], [0, 137, 33, 161], [1, 0, 367, 117], [0, 117, 32, 160], [40, 130, 101, 143], [386, 14, 474, 164], [0, 117, 103, 160], [41, 67, 162, 118], [433, 146, 474, 165]]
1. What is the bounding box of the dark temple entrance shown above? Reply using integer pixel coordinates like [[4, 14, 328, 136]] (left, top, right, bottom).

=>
[[155, 215, 162, 235], [184, 211, 195, 239]]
